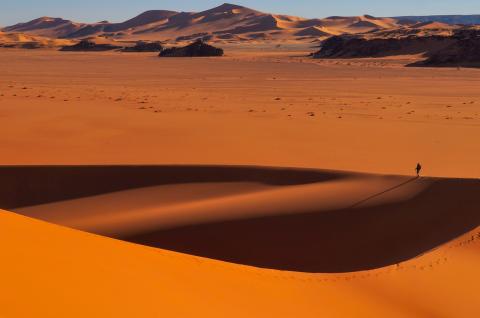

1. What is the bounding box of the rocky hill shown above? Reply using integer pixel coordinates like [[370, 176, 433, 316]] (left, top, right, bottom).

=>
[[314, 26, 480, 68], [408, 28, 480, 67], [159, 40, 223, 57]]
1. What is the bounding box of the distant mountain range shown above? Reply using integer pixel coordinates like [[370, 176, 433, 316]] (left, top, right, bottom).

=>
[[2, 3, 479, 43], [394, 15, 480, 25]]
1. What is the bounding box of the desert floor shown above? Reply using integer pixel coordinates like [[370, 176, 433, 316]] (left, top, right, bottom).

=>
[[0, 48, 479, 176], [1, 47, 480, 317]]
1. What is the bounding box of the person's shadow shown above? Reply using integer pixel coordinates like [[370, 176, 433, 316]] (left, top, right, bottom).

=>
[[349, 176, 419, 209]]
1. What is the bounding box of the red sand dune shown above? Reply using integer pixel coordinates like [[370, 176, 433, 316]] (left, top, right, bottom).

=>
[[1, 165, 480, 316]]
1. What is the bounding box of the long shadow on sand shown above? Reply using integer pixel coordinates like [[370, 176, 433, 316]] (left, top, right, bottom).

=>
[[349, 176, 419, 208]]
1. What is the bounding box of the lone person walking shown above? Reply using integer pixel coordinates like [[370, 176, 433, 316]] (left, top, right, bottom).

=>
[[415, 163, 422, 177]]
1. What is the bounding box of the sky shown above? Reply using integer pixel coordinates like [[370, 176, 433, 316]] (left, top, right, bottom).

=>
[[2, 0, 480, 26]]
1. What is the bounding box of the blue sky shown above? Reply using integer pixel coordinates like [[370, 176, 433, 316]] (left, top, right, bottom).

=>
[[2, 0, 480, 26]]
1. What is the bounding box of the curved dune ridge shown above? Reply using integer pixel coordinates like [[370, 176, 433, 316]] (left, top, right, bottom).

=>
[[4, 165, 480, 273]]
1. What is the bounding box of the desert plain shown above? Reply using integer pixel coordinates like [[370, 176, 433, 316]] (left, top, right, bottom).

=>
[[1, 43, 480, 317], [1, 47, 480, 175]]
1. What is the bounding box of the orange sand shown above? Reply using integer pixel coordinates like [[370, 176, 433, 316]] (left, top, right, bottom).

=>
[[0, 49, 479, 177], [1, 208, 480, 317], [1, 45, 480, 317]]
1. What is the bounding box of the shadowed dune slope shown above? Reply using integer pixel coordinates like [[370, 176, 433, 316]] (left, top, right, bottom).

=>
[[127, 178, 480, 272], [0, 165, 343, 209], [5, 165, 480, 273]]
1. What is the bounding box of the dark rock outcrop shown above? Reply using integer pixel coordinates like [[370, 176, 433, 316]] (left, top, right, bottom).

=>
[[314, 27, 480, 68], [409, 29, 480, 67], [122, 41, 163, 52], [0, 42, 42, 49], [159, 40, 223, 57], [0, 44, 17, 48], [60, 40, 122, 51], [20, 42, 43, 49], [313, 34, 452, 58]]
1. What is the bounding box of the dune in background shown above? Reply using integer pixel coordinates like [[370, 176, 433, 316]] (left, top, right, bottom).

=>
[[3, 3, 474, 45], [0, 31, 74, 48], [0, 4, 407, 43]]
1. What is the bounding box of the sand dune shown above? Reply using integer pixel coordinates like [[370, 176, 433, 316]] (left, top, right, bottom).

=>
[[2, 187, 480, 317], [6, 165, 479, 273], [2, 17, 85, 38], [411, 21, 456, 30], [2, 4, 476, 50], [0, 31, 74, 48], [295, 26, 330, 37]]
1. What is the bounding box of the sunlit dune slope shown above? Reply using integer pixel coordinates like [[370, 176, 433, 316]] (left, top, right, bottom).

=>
[[1, 207, 480, 317], [0, 31, 74, 48]]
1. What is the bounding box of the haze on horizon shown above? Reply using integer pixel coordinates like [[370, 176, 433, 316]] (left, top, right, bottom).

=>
[[2, 0, 480, 26]]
